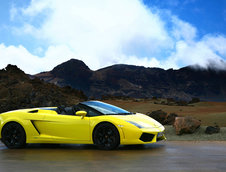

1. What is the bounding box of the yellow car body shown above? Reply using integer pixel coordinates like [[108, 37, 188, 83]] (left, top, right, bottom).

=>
[[0, 101, 165, 149]]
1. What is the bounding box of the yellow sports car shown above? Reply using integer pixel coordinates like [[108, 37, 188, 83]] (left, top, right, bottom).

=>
[[0, 101, 165, 150]]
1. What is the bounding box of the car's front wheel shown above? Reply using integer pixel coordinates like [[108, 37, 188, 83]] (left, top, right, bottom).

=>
[[93, 123, 120, 150], [1, 122, 26, 149]]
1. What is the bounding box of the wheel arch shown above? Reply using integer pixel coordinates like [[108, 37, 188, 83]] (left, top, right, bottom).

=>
[[92, 121, 123, 144], [1, 121, 27, 148], [0, 119, 27, 139]]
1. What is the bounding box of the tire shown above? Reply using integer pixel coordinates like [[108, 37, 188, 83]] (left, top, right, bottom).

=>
[[93, 123, 120, 150], [1, 122, 26, 149]]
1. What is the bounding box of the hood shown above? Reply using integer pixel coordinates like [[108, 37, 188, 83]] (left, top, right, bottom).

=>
[[111, 113, 163, 128]]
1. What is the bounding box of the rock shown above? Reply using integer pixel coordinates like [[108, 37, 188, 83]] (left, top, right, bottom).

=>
[[176, 100, 188, 106], [173, 116, 201, 135], [147, 111, 178, 125], [205, 125, 220, 134], [147, 110, 167, 125], [160, 101, 166, 105], [189, 97, 200, 104], [166, 113, 178, 125], [152, 96, 158, 100]]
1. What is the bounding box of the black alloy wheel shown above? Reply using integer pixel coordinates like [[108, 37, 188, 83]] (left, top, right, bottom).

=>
[[1, 122, 26, 149], [93, 123, 120, 150]]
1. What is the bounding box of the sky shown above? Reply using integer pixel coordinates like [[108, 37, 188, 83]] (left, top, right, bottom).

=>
[[0, 0, 226, 74]]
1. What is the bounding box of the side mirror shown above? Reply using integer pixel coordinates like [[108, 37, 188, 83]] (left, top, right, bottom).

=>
[[75, 111, 87, 119]]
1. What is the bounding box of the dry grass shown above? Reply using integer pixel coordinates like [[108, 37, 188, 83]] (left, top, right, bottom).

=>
[[103, 99, 226, 127]]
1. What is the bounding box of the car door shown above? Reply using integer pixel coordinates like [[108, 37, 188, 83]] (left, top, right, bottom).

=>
[[40, 113, 90, 141]]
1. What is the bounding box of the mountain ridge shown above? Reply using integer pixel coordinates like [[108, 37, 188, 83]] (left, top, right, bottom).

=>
[[34, 59, 226, 101]]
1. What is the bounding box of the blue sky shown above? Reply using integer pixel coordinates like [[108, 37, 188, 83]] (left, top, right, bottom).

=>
[[143, 0, 226, 36], [0, 0, 226, 74]]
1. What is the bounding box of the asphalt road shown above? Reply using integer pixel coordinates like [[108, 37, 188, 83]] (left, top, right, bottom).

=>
[[0, 141, 226, 172]]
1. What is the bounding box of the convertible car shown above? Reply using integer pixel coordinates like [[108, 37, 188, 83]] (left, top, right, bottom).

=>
[[0, 101, 165, 150]]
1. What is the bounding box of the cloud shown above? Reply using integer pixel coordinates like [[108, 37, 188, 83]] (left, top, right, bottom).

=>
[[0, 43, 40, 74], [9, 0, 171, 71], [21, 0, 50, 16], [1, 0, 226, 74], [0, 43, 78, 74], [171, 16, 197, 42], [164, 34, 226, 69], [9, 4, 18, 21]]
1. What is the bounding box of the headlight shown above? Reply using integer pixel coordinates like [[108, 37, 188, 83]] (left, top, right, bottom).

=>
[[126, 121, 144, 128]]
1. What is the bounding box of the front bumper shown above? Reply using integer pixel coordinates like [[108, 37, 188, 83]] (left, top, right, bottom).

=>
[[120, 126, 166, 145], [139, 132, 166, 142]]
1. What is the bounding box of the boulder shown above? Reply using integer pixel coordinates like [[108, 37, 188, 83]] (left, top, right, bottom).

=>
[[147, 110, 167, 124], [147, 110, 178, 125], [166, 113, 178, 125], [205, 125, 220, 134], [189, 97, 200, 104], [173, 116, 201, 135], [176, 100, 188, 106]]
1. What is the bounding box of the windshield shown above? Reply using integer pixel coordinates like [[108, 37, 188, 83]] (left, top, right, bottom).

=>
[[80, 101, 131, 115]]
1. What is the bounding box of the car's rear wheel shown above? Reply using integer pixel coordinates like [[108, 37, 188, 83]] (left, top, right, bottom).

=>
[[1, 122, 26, 149], [93, 123, 120, 150]]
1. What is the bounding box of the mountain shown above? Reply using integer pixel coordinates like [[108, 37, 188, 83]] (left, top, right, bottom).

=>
[[0, 64, 87, 113], [35, 59, 226, 101], [37, 59, 92, 92]]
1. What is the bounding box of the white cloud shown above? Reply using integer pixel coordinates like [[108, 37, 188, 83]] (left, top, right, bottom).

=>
[[113, 55, 161, 68], [0, 43, 79, 74], [8, 0, 170, 72], [164, 35, 226, 69], [9, 4, 18, 21], [203, 35, 226, 56], [12, 23, 38, 35], [1, 0, 226, 74], [21, 0, 51, 16], [0, 43, 40, 74], [171, 16, 197, 42]]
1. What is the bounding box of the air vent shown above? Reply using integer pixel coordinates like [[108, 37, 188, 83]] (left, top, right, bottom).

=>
[[31, 121, 40, 134], [28, 110, 39, 113], [140, 133, 155, 142]]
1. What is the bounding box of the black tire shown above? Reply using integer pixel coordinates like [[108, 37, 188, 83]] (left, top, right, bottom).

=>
[[1, 122, 26, 149], [93, 123, 120, 150]]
